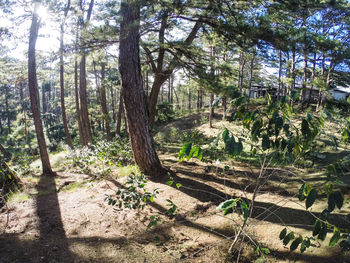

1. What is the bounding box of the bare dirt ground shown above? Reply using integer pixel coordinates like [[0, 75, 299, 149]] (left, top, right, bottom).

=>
[[1, 153, 349, 263], [1, 111, 350, 263]]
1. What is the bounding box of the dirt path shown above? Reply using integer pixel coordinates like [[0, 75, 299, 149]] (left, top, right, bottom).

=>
[[1, 156, 349, 263]]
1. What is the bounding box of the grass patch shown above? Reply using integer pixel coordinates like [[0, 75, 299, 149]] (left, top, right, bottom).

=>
[[7, 191, 30, 203], [116, 165, 140, 178], [61, 182, 85, 192]]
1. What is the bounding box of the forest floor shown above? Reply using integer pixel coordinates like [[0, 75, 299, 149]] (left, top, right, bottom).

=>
[[1, 111, 350, 263]]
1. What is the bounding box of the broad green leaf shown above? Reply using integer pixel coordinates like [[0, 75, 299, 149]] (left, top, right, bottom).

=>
[[240, 201, 249, 222], [300, 239, 310, 253], [301, 119, 311, 138], [176, 183, 182, 189], [329, 227, 341, 247], [251, 119, 262, 141], [262, 135, 270, 151], [187, 145, 197, 161], [222, 129, 230, 143], [283, 123, 290, 137], [260, 247, 270, 255], [279, 228, 287, 240], [274, 116, 284, 136], [283, 232, 294, 246], [334, 191, 344, 209], [313, 219, 321, 236], [318, 222, 327, 241], [341, 129, 350, 143], [217, 199, 237, 211], [298, 183, 307, 201], [328, 192, 335, 212], [178, 142, 192, 162], [306, 189, 317, 209], [290, 237, 302, 251]]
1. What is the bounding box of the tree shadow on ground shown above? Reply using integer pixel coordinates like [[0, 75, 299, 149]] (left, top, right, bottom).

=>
[[154, 169, 350, 232]]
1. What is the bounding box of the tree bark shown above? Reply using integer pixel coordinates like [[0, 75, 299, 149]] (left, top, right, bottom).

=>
[[222, 96, 227, 120], [42, 84, 47, 115], [59, 0, 73, 147], [5, 85, 11, 134], [110, 87, 116, 123], [119, 0, 165, 178], [246, 53, 255, 108], [0, 143, 11, 160], [209, 94, 214, 128], [74, 59, 84, 145], [277, 50, 282, 100], [302, 50, 308, 102], [144, 19, 201, 128], [78, 0, 94, 146], [116, 91, 123, 136], [100, 61, 111, 140], [28, 3, 54, 175], [307, 52, 317, 106]]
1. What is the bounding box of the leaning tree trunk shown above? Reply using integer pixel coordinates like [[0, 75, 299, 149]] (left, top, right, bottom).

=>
[[119, 0, 165, 178], [28, 3, 54, 175]]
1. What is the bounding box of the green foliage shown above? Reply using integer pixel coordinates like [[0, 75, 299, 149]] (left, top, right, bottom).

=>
[[156, 102, 175, 124], [105, 173, 158, 210], [0, 158, 20, 198], [222, 128, 243, 156], [12, 154, 36, 176], [216, 198, 249, 222], [67, 139, 133, 176], [178, 142, 203, 162]]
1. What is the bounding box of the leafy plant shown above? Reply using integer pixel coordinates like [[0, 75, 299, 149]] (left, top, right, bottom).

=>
[[67, 139, 133, 176], [105, 173, 158, 210]]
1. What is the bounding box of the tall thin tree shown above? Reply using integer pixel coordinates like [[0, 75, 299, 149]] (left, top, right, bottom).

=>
[[59, 0, 73, 147], [28, 2, 54, 175]]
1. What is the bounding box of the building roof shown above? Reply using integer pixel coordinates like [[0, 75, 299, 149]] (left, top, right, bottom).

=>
[[333, 86, 350, 94]]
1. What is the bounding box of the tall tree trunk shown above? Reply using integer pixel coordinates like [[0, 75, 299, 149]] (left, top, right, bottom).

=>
[[28, 3, 53, 175], [197, 89, 200, 111], [5, 85, 11, 134], [209, 94, 214, 128], [317, 53, 326, 110], [74, 59, 84, 145], [302, 50, 308, 102], [144, 18, 201, 128], [145, 69, 149, 99], [100, 62, 111, 140], [119, 0, 165, 178], [42, 85, 47, 115], [277, 50, 282, 100], [170, 74, 174, 105], [174, 88, 180, 110], [116, 91, 123, 136], [59, 1, 72, 147], [307, 53, 317, 106], [188, 88, 191, 111], [222, 96, 227, 120], [167, 77, 171, 103], [78, 0, 94, 146], [238, 51, 246, 92], [79, 54, 92, 145], [246, 53, 255, 108]]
